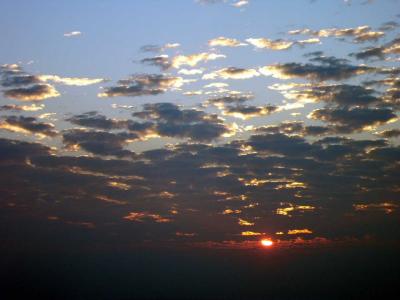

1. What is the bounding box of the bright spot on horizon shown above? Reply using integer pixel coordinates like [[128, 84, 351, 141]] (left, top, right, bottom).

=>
[[261, 239, 274, 247]]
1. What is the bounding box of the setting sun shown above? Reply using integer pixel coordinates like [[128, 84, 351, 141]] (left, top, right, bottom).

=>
[[260, 239, 274, 247]]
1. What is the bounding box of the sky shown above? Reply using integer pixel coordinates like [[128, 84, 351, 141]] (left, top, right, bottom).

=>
[[1, 0, 400, 299]]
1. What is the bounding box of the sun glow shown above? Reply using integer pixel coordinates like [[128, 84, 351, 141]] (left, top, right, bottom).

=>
[[260, 239, 274, 247]]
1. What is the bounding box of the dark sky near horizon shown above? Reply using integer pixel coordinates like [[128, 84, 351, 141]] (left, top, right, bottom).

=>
[[0, 0, 399, 299]]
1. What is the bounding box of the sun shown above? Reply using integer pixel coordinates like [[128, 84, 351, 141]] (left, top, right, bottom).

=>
[[260, 239, 274, 247]]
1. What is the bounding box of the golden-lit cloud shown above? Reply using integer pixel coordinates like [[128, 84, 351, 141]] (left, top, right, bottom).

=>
[[276, 204, 315, 217], [4, 84, 60, 101], [353, 202, 397, 214], [289, 25, 385, 43], [246, 38, 294, 50], [171, 52, 225, 68], [241, 231, 262, 236], [123, 212, 172, 223], [203, 67, 259, 80], [0, 104, 44, 111], [208, 37, 246, 47], [238, 218, 255, 226], [287, 229, 313, 235], [38, 75, 105, 86]]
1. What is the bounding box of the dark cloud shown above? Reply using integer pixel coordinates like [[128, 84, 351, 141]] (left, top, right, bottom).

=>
[[309, 107, 397, 133], [67, 105, 230, 142], [376, 129, 400, 138], [0, 64, 59, 101], [0, 137, 50, 163], [207, 94, 254, 106], [378, 21, 400, 31], [0, 115, 57, 137], [257, 122, 333, 136], [98, 74, 184, 98], [62, 129, 138, 157], [133, 103, 229, 141], [292, 84, 381, 107], [352, 46, 385, 60], [1, 74, 40, 87], [0, 104, 44, 112], [140, 44, 163, 53], [223, 105, 278, 119], [4, 84, 60, 101], [140, 56, 172, 70], [352, 37, 400, 60], [261, 55, 375, 81], [0, 130, 398, 251], [67, 111, 126, 130], [248, 133, 319, 157]]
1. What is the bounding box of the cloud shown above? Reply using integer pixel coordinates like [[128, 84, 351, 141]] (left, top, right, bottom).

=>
[[260, 56, 375, 81], [178, 68, 204, 75], [296, 38, 321, 46], [67, 111, 126, 130], [308, 107, 397, 133], [1, 64, 103, 100], [248, 132, 319, 157], [246, 38, 294, 50], [281, 84, 381, 107], [352, 37, 400, 60], [257, 121, 333, 136], [206, 94, 254, 107], [37, 75, 105, 86], [378, 21, 399, 31], [63, 31, 82, 37], [1, 130, 399, 246], [289, 25, 385, 43], [123, 211, 171, 223], [132, 103, 230, 141], [0, 104, 44, 112], [203, 67, 260, 80], [140, 55, 171, 70], [376, 129, 400, 138], [4, 84, 60, 101], [62, 129, 138, 157], [140, 43, 180, 53], [1, 64, 59, 101], [171, 52, 225, 68], [222, 105, 278, 119], [98, 74, 185, 98], [208, 37, 246, 47], [0, 138, 51, 163], [0, 115, 57, 137], [232, 0, 249, 7]]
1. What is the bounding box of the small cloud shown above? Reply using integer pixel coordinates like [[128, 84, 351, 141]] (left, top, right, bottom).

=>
[[63, 31, 82, 37], [246, 38, 294, 50], [208, 37, 247, 47], [171, 52, 225, 68], [38, 75, 105, 86], [203, 67, 259, 80], [232, 0, 249, 8]]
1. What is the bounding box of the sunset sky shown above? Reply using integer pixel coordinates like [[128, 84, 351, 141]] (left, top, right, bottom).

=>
[[1, 0, 399, 299]]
